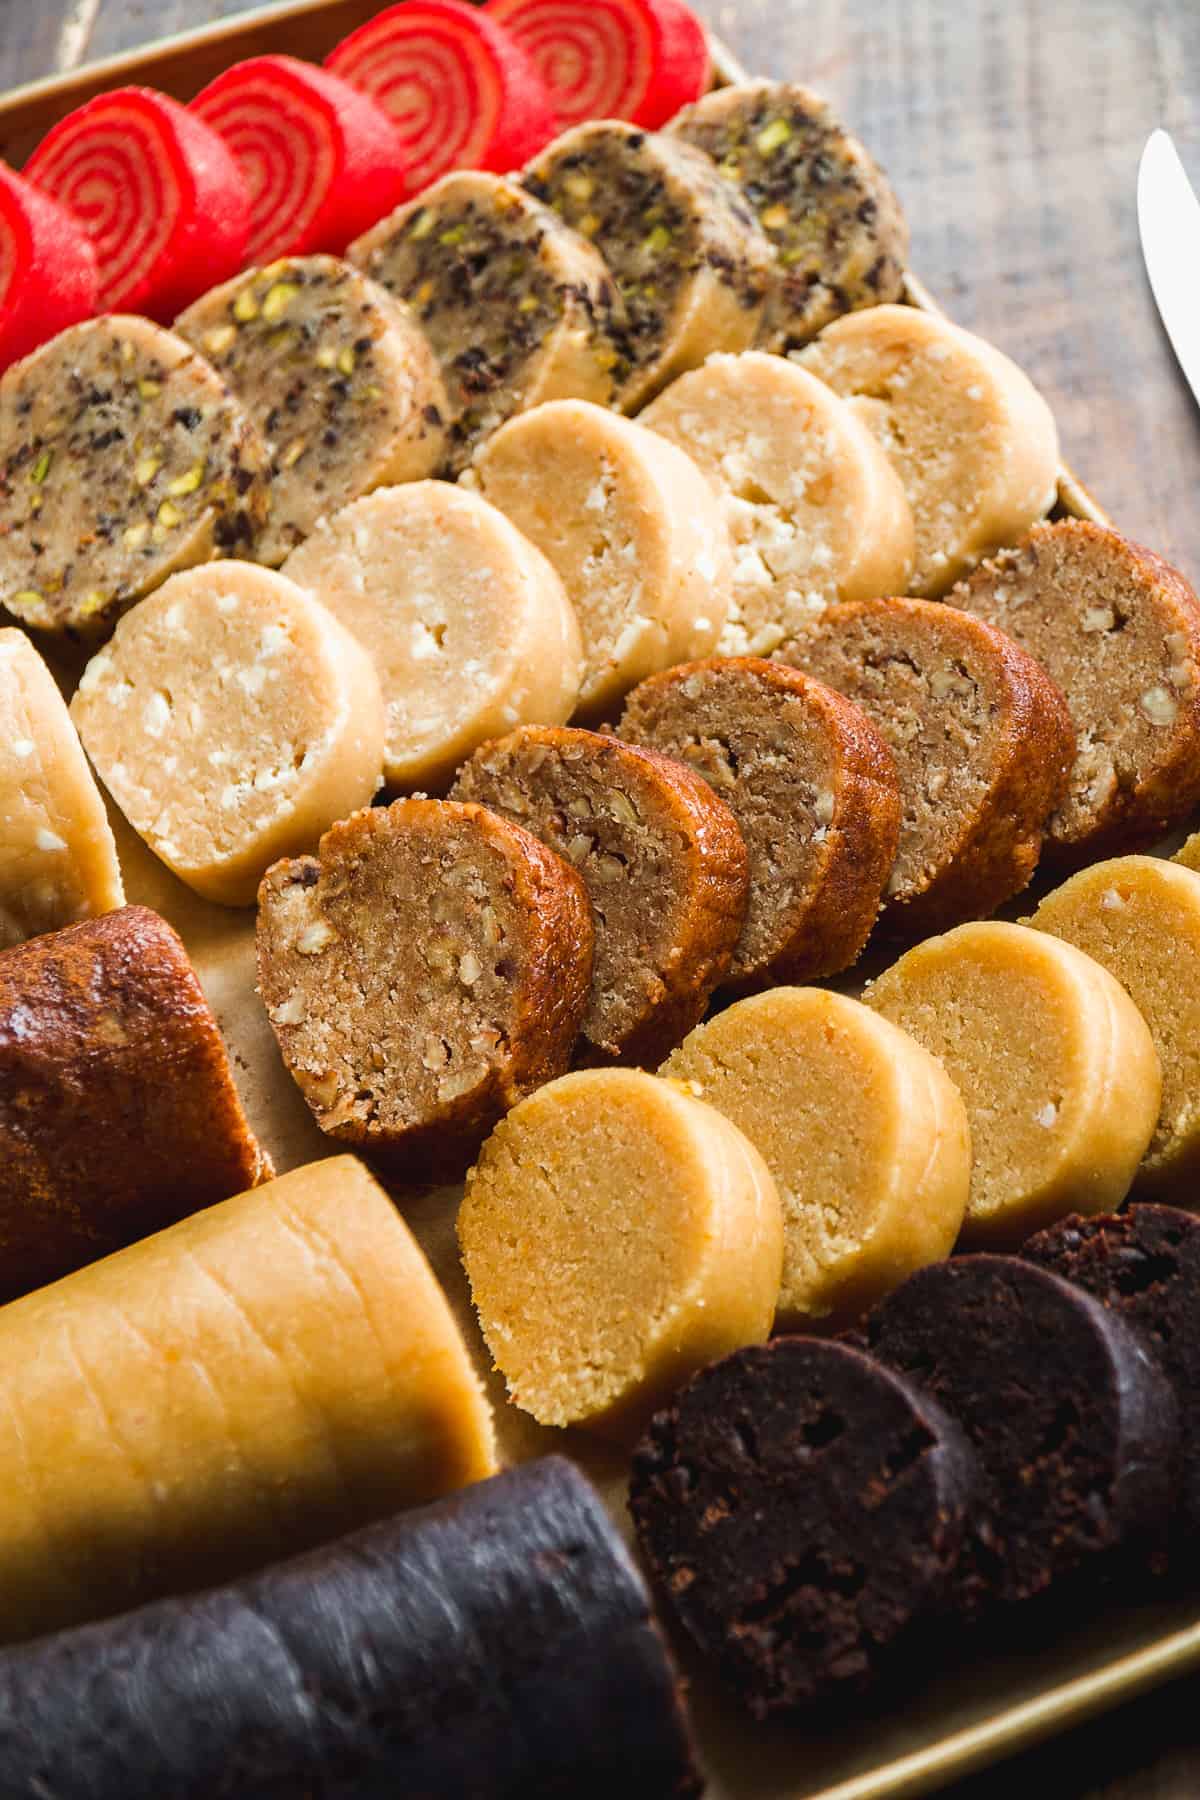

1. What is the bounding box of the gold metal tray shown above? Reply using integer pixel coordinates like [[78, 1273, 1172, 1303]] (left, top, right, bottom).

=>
[[0, 6, 1191, 1796]]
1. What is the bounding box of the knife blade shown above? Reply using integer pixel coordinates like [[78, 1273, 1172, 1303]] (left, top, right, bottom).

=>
[[1138, 127, 1200, 407]]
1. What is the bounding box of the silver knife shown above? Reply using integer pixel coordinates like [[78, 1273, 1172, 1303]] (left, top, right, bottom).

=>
[[1138, 127, 1200, 405]]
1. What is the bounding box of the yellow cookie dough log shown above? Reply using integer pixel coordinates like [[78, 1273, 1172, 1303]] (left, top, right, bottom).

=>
[[349, 171, 622, 474], [524, 121, 773, 413], [282, 482, 582, 791], [639, 353, 914, 656], [1029, 857, 1200, 1195], [668, 81, 909, 351], [796, 305, 1059, 598], [0, 1155, 497, 1643], [866, 922, 1161, 1245], [71, 563, 385, 906], [458, 1068, 783, 1433], [662, 989, 969, 1330], [0, 628, 123, 947], [472, 400, 729, 720], [0, 316, 269, 639], [176, 256, 448, 567]]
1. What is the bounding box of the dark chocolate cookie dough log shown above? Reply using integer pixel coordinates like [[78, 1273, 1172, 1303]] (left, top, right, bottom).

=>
[[0, 1459, 703, 1800], [866, 1256, 1177, 1619], [630, 1338, 976, 1716], [524, 120, 773, 410]]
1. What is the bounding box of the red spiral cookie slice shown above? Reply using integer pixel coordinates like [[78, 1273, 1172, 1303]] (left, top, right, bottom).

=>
[[191, 56, 408, 264], [0, 163, 97, 372], [488, 0, 710, 129], [24, 87, 250, 322], [326, 0, 557, 197]]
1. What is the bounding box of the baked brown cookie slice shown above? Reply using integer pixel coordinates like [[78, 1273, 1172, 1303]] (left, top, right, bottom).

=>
[[256, 798, 594, 1178], [668, 80, 908, 352], [780, 598, 1075, 933], [950, 519, 1200, 861], [452, 725, 749, 1064], [348, 170, 623, 474], [619, 657, 900, 987], [523, 121, 772, 411]]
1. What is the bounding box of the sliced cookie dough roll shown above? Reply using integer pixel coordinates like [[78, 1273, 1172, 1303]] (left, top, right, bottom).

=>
[[257, 798, 594, 1178], [780, 598, 1075, 933], [0, 316, 269, 639], [176, 255, 448, 566], [629, 1338, 976, 1715], [348, 170, 623, 473], [0, 627, 123, 948], [71, 563, 385, 906], [458, 1068, 783, 1432], [523, 121, 773, 412], [281, 482, 582, 791], [951, 520, 1200, 861], [639, 353, 914, 655], [1028, 856, 1200, 1194], [668, 81, 909, 352], [866, 922, 1162, 1245], [662, 989, 970, 1330], [0, 905, 269, 1301], [866, 1256, 1177, 1618], [619, 658, 901, 988], [452, 726, 749, 1065], [796, 305, 1060, 597], [471, 400, 730, 718], [0, 1156, 497, 1642]]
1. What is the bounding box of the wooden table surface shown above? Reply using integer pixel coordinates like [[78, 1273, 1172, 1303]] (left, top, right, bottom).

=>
[[2, 0, 1199, 1795]]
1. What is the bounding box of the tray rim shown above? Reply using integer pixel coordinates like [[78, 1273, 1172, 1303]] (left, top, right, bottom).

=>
[[0, 5, 1186, 1797]]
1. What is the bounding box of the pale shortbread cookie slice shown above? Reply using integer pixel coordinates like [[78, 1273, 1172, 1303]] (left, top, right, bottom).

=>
[[71, 563, 385, 906], [1028, 857, 1200, 1194], [662, 988, 969, 1330], [349, 171, 623, 474], [866, 921, 1161, 1244], [0, 628, 123, 948], [524, 122, 773, 413], [176, 256, 448, 567], [458, 1068, 783, 1432], [472, 399, 730, 719], [638, 352, 914, 656], [796, 304, 1059, 598], [282, 482, 583, 791]]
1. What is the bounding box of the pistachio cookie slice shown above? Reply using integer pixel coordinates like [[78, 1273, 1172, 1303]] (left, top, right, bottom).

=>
[[349, 170, 623, 473], [0, 316, 269, 638], [524, 121, 772, 411], [669, 80, 908, 351], [176, 256, 447, 566]]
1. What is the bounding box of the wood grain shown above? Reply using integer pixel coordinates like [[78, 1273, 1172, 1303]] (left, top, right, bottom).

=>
[[1, 0, 1199, 1796]]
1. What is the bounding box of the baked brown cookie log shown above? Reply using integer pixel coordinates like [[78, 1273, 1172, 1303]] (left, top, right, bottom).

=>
[[0, 1457, 701, 1800], [779, 598, 1075, 934], [629, 1338, 976, 1717], [523, 121, 772, 411], [950, 520, 1200, 862], [348, 169, 623, 474], [619, 658, 900, 988], [667, 81, 908, 352], [866, 1255, 1178, 1620], [1021, 1207, 1200, 1542], [0, 1157, 497, 1642], [0, 904, 268, 1301], [451, 726, 749, 1064], [257, 798, 594, 1178], [175, 255, 447, 566], [0, 316, 269, 639]]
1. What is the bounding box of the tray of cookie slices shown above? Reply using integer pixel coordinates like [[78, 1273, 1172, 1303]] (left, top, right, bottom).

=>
[[0, 2, 1198, 1796]]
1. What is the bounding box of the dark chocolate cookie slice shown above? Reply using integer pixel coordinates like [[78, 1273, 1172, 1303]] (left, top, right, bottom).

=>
[[628, 1337, 977, 1717], [866, 1255, 1177, 1619]]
